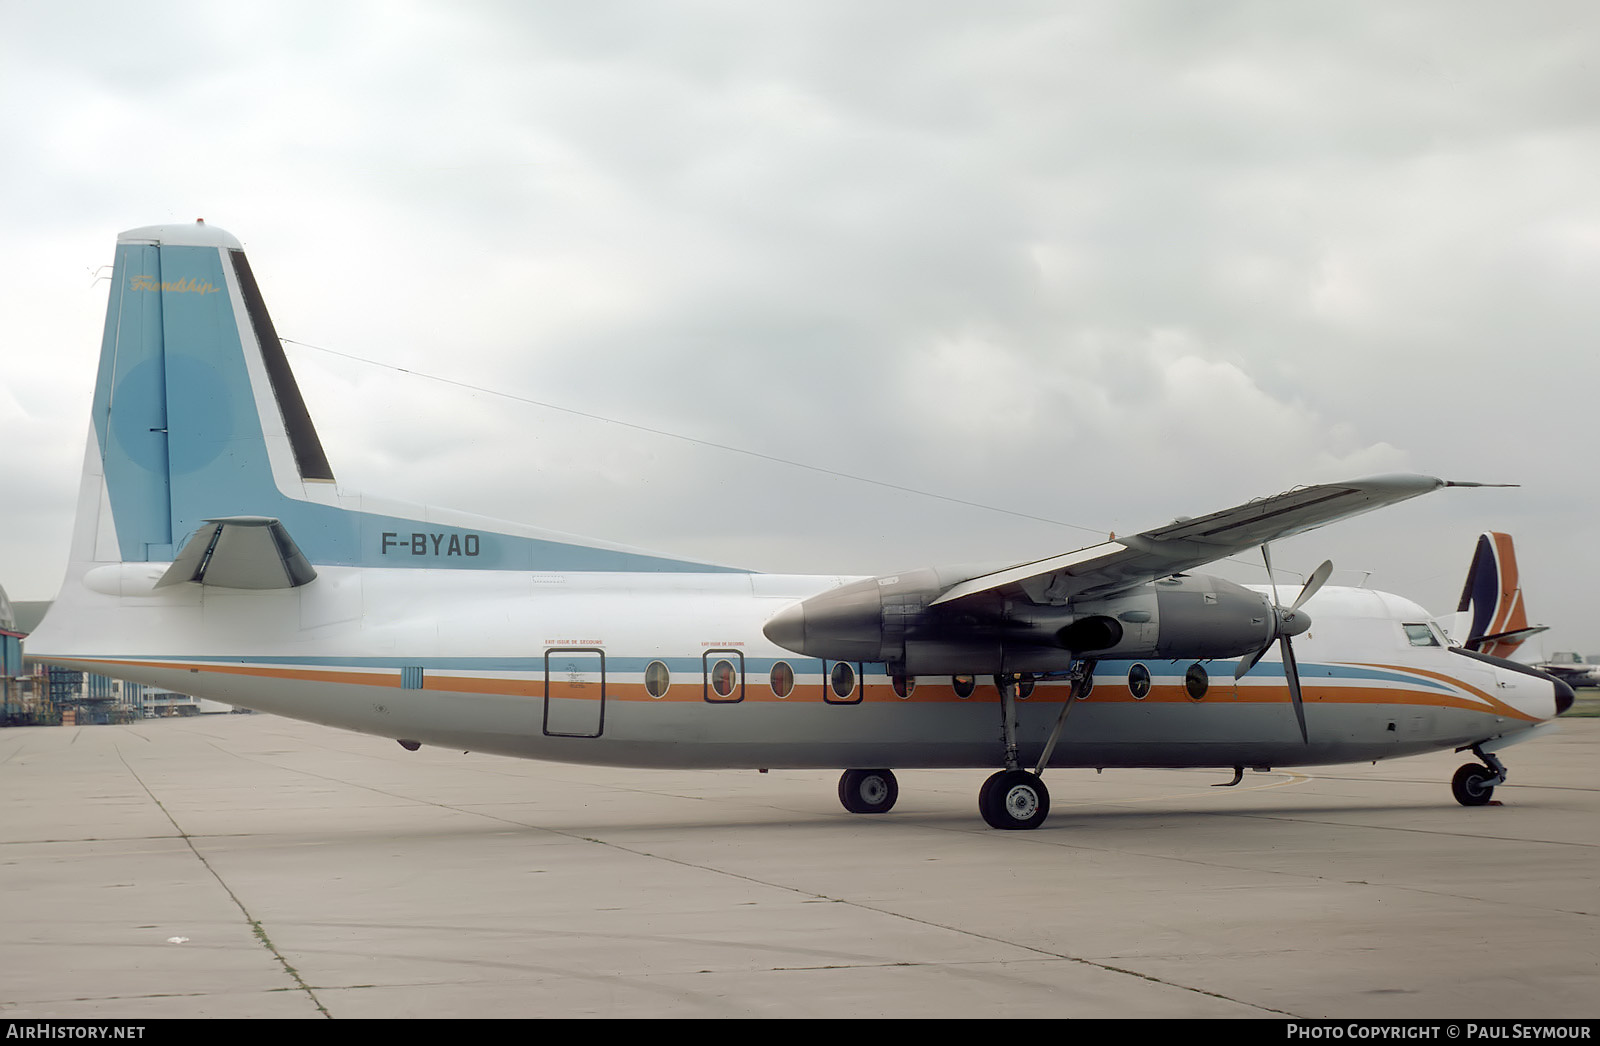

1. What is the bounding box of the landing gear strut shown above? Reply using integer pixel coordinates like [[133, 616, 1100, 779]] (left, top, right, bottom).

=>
[[978, 673, 1052, 830], [838, 768, 899, 814], [1451, 748, 1506, 807]]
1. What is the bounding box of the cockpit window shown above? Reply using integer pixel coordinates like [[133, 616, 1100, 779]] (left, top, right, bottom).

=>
[[1403, 623, 1440, 647]]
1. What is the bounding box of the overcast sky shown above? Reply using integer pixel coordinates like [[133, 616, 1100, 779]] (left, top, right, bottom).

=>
[[2, 1, 1596, 656]]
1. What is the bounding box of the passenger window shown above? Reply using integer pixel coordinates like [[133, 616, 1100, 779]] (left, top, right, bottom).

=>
[[1128, 663, 1152, 699], [644, 660, 670, 699], [770, 661, 795, 698], [952, 674, 976, 699]]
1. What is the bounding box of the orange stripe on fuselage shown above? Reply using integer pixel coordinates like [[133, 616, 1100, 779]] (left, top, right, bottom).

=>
[[67, 657, 1536, 721], [77, 657, 397, 688], [1359, 662, 1538, 721]]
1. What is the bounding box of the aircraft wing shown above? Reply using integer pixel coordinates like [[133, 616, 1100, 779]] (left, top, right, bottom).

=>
[[931, 474, 1481, 607]]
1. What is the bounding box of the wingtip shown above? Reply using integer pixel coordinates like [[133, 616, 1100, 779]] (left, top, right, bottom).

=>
[[1345, 474, 1517, 494], [1349, 472, 1443, 489]]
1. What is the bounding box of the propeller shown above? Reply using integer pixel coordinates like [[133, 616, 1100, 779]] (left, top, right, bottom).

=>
[[1235, 549, 1332, 744]]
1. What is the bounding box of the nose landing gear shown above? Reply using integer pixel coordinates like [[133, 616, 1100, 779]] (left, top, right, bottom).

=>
[[1451, 749, 1507, 807]]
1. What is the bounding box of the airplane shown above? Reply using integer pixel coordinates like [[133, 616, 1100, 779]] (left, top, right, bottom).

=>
[[26, 220, 1575, 830], [1529, 653, 1600, 690]]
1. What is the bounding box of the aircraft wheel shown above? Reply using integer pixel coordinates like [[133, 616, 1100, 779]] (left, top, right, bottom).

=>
[[838, 769, 899, 814], [1451, 763, 1496, 807], [979, 769, 1050, 830]]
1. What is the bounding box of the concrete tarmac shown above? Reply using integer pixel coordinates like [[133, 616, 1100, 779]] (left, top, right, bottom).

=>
[[0, 713, 1595, 1019]]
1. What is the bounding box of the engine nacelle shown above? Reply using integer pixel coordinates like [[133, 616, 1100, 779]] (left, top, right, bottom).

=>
[[763, 569, 1276, 675]]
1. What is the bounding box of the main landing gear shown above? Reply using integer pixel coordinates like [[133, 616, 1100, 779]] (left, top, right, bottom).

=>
[[837, 666, 1085, 829], [835, 765, 1052, 828], [1451, 748, 1507, 807], [838, 768, 899, 814], [979, 768, 1050, 830], [978, 672, 1055, 830]]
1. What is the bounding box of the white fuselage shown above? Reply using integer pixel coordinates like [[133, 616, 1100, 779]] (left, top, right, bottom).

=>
[[31, 565, 1559, 772]]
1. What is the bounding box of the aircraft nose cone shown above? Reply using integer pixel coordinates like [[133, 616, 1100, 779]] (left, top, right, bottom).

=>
[[764, 601, 807, 653], [1553, 675, 1576, 716]]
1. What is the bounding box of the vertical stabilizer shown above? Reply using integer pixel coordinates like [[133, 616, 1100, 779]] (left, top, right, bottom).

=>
[[1456, 532, 1545, 657], [77, 220, 334, 567], [53, 220, 738, 582]]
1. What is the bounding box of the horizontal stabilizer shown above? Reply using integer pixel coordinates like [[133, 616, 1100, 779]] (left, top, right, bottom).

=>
[[1465, 625, 1550, 652], [156, 517, 318, 590]]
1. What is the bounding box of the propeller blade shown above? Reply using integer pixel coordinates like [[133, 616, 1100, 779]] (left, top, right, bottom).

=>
[[1280, 634, 1309, 744], [1291, 560, 1333, 612], [1235, 640, 1271, 680]]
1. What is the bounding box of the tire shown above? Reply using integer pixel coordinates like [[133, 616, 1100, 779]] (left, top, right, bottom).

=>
[[838, 768, 899, 814], [978, 769, 1051, 830], [1451, 763, 1496, 807]]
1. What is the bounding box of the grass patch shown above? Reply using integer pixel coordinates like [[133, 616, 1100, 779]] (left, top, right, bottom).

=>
[[1565, 688, 1600, 718]]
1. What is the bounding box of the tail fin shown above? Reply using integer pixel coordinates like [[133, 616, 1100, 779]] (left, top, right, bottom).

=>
[[63, 221, 737, 579], [78, 221, 334, 567], [1456, 532, 1547, 658]]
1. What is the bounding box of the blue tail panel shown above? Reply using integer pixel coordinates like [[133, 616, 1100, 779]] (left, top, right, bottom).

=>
[[88, 222, 741, 575]]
